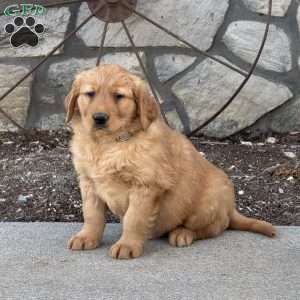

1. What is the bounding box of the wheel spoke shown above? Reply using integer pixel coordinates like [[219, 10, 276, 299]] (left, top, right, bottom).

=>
[[187, 0, 272, 137], [0, 2, 105, 105], [121, 20, 169, 125], [96, 22, 109, 66], [121, 2, 248, 77]]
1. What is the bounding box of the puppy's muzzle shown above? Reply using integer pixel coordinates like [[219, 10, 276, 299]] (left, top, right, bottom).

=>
[[93, 112, 109, 129]]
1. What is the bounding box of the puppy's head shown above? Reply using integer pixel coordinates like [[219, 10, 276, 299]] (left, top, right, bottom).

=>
[[64, 64, 160, 135]]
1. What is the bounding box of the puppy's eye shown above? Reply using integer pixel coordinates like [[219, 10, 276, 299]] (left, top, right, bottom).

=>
[[85, 91, 96, 98], [114, 93, 125, 101]]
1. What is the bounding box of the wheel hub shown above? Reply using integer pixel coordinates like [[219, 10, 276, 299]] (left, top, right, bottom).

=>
[[86, 0, 137, 23]]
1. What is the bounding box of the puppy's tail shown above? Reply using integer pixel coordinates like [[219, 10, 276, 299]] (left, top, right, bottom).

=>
[[229, 210, 276, 237]]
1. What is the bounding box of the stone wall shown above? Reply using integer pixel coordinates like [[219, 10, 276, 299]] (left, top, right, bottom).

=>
[[0, 0, 299, 138]]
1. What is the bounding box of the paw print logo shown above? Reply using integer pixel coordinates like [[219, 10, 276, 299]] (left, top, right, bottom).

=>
[[4, 16, 45, 48]]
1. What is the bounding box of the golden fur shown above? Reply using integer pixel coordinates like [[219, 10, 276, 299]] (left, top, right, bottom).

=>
[[66, 64, 276, 259]]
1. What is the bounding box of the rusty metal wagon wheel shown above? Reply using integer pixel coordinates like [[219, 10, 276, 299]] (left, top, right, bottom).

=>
[[0, 0, 273, 137]]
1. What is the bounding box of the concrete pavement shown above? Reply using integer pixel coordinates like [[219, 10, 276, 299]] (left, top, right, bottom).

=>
[[0, 223, 299, 300]]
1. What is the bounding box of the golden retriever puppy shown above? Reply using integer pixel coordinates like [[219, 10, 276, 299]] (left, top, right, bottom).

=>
[[66, 64, 276, 259]]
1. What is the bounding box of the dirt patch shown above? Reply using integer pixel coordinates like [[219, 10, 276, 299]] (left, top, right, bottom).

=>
[[0, 130, 299, 225]]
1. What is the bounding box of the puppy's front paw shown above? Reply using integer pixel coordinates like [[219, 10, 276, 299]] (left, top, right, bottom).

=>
[[68, 233, 99, 251], [110, 240, 144, 259]]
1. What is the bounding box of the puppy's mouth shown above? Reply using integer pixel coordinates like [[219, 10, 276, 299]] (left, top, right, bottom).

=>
[[94, 124, 107, 130]]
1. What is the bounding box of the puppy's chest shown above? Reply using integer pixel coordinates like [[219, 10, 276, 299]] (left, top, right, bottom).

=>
[[94, 177, 130, 217], [73, 141, 158, 216], [78, 151, 137, 217]]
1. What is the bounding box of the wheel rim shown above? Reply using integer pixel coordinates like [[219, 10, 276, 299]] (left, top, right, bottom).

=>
[[0, 0, 273, 136]]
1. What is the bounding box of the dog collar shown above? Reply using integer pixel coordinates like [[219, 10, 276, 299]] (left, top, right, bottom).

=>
[[115, 132, 132, 142]]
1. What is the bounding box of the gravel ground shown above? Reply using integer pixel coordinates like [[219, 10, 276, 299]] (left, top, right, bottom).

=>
[[0, 130, 299, 225]]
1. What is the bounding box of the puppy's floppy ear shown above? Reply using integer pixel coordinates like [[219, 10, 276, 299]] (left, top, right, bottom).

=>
[[64, 80, 79, 123], [132, 77, 160, 130]]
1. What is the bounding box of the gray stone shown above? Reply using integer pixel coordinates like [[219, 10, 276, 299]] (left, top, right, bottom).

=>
[[154, 54, 196, 82], [268, 97, 300, 133], [0, 7, 70, 57], [0, 223, 300, 300], [76, 0, 229, 49], [40, 94, 57, 105], [283, 152, 296, 159], [266, 137, 277, 144], [0, 64, 32, 131], [42, 52, 145, 105], [297, 9, 300, 49], [242, 0, 291, 16], [223, 21, 291, 73], [165, 110, 184, 132], [17, 194, 33, 204], [36, 113, 66, 130], [172, 57, 292, 138], [45, 57, 96, 105]]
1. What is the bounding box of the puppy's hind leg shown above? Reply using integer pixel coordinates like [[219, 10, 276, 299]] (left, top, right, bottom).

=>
[[168, 202, 219, 247], [168, 217, 228, 247], [169, 199, 229, 247], [168, 227, 196, 247]]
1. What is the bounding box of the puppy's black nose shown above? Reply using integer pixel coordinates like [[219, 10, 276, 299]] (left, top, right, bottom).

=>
[[93, 112, 109, 127]]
